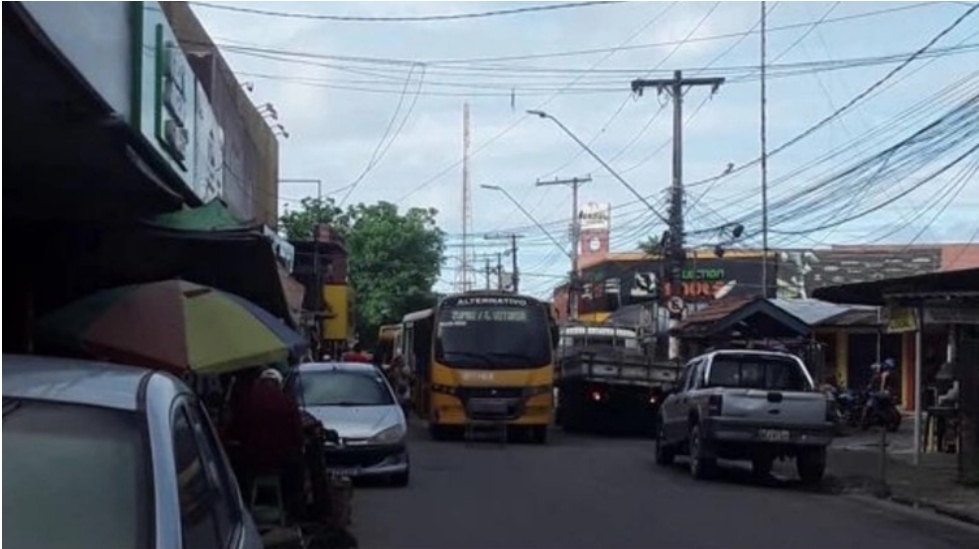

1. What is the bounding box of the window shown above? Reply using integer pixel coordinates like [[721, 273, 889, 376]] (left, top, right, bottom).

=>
[[3, 400, 152, 549], [706, 355, 810, 391], [435, 304, 551, 369], [187, 401, 240, 547], [174, 406, 222, 549], [298, 370, 395, 406]]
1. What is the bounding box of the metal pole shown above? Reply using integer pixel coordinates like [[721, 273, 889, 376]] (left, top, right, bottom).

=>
[[914, 306, 923, 466], [631, 72, 723, 361], [571, 179, 580, 317], [497, 252, 504, 291], [760, 0, 769, 298], [511, 233, 520, 294], [535, 176, 591, 318], [668, 71, 684, 361], [485, 258, 491, 290]]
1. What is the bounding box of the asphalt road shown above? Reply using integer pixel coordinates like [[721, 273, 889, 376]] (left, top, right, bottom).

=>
[[351, 425, 979, 549]]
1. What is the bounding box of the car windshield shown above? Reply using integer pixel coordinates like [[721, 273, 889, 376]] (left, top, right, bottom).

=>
[[435, 299, 552, 369], [298, 369, 395, 406], [2, 399, 151, 549], [707, 355, 812, 391]]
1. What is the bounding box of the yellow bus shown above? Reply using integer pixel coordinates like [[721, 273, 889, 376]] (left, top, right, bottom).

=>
[[400, 291, 558, 443], [376, 323, 401, 364]]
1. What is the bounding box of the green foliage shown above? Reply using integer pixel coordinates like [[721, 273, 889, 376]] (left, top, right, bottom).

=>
[[279, 197, 348, 241], [280, 198, 445, 348], [638, 237, 662, 256]]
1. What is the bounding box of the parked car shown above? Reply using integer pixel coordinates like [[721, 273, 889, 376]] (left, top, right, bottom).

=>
[[654, 350, 834, 484], [291, 362, 410, 486], [2, 355, 263, 549]]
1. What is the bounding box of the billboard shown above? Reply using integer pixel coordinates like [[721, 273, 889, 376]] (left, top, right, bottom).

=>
[[578, 202, 611, 265], [578, 202, 611, 231]]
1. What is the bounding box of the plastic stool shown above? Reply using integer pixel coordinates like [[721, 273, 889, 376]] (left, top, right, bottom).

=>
[[250, 475, 286, 527]]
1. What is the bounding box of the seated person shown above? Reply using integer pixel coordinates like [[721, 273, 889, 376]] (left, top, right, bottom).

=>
[[342, 342, 372, 363], [227, 368, 306, 520]]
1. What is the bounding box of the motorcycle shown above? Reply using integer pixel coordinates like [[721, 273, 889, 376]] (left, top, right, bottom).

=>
[[860, 390, 902, 432]]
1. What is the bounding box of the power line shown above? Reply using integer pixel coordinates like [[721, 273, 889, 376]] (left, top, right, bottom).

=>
[[339, 64, 426, 205], [190, 1, 622, 22], [683, 4, 979, 198]]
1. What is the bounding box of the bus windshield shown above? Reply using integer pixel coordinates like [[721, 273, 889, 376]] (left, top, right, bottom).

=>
[[435, 297, 551, 369]]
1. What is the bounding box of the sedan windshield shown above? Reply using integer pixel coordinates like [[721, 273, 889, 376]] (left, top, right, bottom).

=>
[[3, 399, 151, 549], [298, 370, 395, 406]]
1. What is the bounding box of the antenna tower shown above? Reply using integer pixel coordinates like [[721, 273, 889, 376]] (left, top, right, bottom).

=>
[[457, 102, 473, 292]]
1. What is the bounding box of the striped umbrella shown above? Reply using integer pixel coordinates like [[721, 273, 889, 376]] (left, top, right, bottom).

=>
[[37, 279, 307, 376]]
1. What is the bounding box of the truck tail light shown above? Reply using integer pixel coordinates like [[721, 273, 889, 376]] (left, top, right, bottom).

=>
[[590, 390, 603, 402], [707, 394, 723, 416]]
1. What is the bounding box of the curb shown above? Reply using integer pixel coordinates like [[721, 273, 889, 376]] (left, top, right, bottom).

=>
[[829, 474, 979, 528], [889, 495, 979, 528]]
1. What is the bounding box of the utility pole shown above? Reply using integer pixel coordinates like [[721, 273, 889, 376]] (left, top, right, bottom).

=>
[[632, 70, 724, 360], [485, 232, 524, 293], [496, 252, 504, 291], [484, 257, 492, 290], [760, 1, 770, 298], [535, 175, 592, 319], [510, 233, 520, 294]]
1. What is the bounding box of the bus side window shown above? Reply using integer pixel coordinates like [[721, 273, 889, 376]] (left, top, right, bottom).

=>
[[403, 324, 415, 371]]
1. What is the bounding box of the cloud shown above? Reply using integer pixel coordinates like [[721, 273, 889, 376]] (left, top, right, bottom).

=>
[[192, 2, 979, 296]]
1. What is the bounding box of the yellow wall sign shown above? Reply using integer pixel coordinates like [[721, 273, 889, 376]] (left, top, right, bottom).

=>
[[322, 285, 351, 341], [886, 307, 918, 333]]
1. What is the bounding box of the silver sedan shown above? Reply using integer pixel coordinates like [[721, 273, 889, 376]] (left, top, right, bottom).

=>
[[292, 362, 410, 486], [2, 354, 263, 549]]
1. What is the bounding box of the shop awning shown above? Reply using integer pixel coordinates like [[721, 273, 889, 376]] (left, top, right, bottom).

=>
[[139, 202, 303, 328], [813, 268, 979, 305]]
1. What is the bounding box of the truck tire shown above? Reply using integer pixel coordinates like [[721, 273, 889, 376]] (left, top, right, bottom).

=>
[[796, 447, 827, 485], [654, 417, 675, 466], [688, 424, 716, 480]]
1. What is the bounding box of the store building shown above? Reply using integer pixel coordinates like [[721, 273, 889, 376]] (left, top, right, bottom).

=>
[[4, 2, 295, 354]]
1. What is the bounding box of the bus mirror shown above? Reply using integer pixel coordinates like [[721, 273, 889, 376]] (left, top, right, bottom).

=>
[[550, 324, 560, 348]]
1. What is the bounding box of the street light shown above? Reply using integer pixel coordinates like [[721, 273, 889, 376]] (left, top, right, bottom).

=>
[[526, 110, 668, 226], [480, 184, 571, 261]]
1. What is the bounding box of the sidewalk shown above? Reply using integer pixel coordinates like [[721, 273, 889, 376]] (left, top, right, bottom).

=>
[[827, 426, 979, 525]]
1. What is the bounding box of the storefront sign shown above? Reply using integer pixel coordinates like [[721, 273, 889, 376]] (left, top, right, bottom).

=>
[[886, 308, 918, 333], [924, 307, 979, 325], [194, 82, 225, 203], [578, 203, 611, 231], [133, 3, 224, 204]]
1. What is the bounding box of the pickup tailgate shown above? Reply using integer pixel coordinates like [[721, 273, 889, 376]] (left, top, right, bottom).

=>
[[719, 388, 828, 425]]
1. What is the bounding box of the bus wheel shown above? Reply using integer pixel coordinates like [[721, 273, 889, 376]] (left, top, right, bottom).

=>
[[428, 423, 448, 441], [531, 425, 549, 444]]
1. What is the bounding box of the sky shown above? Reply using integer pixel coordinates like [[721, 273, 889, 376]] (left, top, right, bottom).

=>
[[191, 0, 979, 298]]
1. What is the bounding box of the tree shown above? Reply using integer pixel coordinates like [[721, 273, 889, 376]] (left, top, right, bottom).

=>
[[345, 202, 444, 347], [279, 197, 347, 241], [279, 198, 445, 348]]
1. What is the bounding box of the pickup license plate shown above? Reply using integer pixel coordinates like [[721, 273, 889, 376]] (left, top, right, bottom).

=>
[[758, 429, 791, 442], [329, 467, 361, 478]]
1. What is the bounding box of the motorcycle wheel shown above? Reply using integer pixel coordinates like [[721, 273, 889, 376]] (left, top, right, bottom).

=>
[[886, 407, 902, 432]]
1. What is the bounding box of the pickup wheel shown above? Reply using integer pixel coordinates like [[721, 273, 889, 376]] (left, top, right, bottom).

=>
[[654, 417, 675, 466], [796, 447, 827, 485], [688, 424, 716, 480], [751, 455, 774, 477]]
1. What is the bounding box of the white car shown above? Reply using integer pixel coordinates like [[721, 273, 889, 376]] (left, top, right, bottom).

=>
[[3, 355, 263, 549], [292, 362, 410, 486]]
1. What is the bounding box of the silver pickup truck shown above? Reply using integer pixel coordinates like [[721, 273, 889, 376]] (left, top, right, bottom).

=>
[[654, 349, 834, 484]]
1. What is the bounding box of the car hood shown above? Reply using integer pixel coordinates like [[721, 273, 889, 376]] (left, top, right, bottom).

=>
[[303, 404, 402, 440]]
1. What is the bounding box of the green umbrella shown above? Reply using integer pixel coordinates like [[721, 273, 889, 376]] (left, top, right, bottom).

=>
[[37, 279, 303, 376]]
